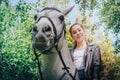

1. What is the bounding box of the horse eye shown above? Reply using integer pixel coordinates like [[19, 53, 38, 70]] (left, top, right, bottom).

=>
[[59, 15, 64, 21], [34, 14, 37, 20]]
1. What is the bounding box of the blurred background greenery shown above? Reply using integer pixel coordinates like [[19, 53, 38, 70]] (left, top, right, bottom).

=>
[[0, 0, 120, 80]]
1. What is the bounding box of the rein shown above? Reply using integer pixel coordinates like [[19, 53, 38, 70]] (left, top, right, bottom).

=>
[[33, 42, 76, 80], [32, 7, 76, 80], [54, 44, 76, 80]]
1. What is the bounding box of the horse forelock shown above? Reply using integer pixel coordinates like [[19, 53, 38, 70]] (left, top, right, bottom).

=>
[[40, 7, 61, 13]]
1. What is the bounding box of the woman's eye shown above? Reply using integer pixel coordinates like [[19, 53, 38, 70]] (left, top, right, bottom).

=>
[[72, 31, 76, 34]]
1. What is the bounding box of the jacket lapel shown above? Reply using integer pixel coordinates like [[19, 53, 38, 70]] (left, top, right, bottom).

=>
[[70, 44, 94, 72], [84, 44, 94, 72]]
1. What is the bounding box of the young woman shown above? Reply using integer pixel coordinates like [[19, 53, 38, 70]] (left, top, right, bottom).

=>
[[69, 23, 101, 80]]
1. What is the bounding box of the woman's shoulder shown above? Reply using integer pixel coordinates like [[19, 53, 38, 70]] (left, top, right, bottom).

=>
[[88, 43, 100, 49]]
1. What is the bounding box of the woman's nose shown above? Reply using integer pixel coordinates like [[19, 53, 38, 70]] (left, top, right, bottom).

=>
[[76, 31, 80, 34]]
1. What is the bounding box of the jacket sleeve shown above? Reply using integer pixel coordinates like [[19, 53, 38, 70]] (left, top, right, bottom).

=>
[[93, 45, 101, 80]]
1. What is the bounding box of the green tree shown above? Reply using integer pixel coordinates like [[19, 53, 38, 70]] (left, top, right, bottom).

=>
[[74, 0, 97, 14], [0, 0, 38, 79], [100, 0, 120, 53]]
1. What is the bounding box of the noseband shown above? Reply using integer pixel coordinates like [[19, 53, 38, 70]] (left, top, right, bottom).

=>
[[32, 7, 76, 80]]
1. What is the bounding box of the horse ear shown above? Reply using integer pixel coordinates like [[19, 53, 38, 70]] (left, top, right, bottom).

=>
[[61, 5, 74, 15]]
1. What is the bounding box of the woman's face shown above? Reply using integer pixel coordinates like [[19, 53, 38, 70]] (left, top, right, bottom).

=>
[[71, 24, 85, 43]]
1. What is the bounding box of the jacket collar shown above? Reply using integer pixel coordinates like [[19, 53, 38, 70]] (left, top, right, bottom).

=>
[[71, 43, 93, 56]]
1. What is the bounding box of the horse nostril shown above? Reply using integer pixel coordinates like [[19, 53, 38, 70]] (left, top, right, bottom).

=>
[[33, 26, 38, 32], [45, 26, 51, 31], [42, 26, 51, 32]]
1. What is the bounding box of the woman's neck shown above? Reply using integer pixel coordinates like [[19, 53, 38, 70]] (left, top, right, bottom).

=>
[[76, 40, 87, 50]]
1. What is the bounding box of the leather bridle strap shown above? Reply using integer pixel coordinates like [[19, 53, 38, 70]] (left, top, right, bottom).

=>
[[55, 44, 76, 80], [32, 44, 43, 80], [36, 16, 65, 54]]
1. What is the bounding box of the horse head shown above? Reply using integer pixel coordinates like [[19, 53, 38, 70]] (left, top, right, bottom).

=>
[[31, 6, 74, 54]]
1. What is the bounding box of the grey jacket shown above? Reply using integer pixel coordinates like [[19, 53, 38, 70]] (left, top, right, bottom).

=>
[[70, 44, 101, 80]]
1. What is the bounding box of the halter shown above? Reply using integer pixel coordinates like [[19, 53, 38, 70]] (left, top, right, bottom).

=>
[[35, 15, 66, 54], [32, 7, 76, 80]]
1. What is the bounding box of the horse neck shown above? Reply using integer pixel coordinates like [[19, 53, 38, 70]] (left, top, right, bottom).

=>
[[42, 37, 73, 69], [42, 38, 68, 65], [42, 37, 76, 79]]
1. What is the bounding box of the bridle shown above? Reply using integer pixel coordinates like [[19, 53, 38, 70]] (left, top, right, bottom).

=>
[[32, 7, 77, 80], [34, 15, 65, 54]]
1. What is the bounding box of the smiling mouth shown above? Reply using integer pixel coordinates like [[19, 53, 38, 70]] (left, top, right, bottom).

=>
[[76, 35, 81, 38]]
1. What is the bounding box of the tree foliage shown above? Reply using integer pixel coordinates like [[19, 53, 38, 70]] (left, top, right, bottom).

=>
[[99, 37, 115, 80], [0, 0, 38, 79], [74, 0, 100, 15], [100, 0, 120, 52]]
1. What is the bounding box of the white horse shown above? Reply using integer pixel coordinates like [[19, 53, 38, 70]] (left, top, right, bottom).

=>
[[31, 5, 79, 80]]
